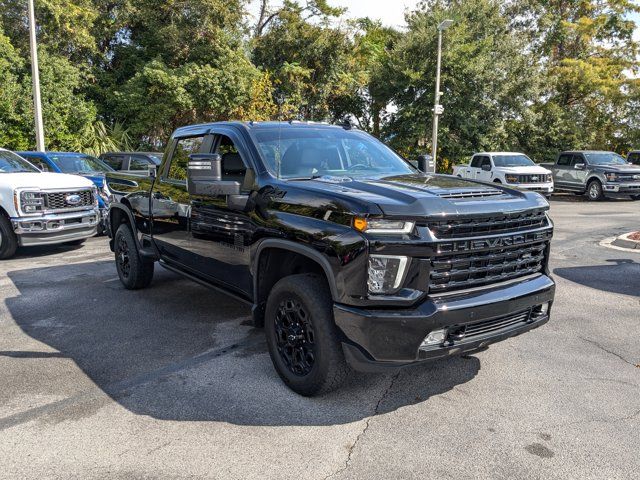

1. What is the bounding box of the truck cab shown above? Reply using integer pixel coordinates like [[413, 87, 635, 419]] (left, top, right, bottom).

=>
[[453, 152, 554, 197], [0, 148, 100, 259], [106, 122, 555, 396]]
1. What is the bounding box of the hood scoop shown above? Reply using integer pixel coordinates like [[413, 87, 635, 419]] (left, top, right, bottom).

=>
[[435, 187, 506, 200]]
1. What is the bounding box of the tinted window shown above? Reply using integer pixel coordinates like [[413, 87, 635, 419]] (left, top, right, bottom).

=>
[[254, 127, 413, 179], [571, 154, 585, 166], [470, 156, 482, 168], [557, 154, 572, 166], [628, 152, 640, 165], [167, 136, 205, 181], [20, 154, 51, 172], [492, 154, 535, 167], [0, 151, 40, 173], [130, 156, 152, 171], [102, 155, 124, 170], [216, 135, 248, 186], [481, 157, 492, 169], [49, 154, 113, 173]]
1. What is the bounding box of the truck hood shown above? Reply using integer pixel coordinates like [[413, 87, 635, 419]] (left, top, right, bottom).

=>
[[595, 164, 640, 174], [498, 165, 552, 175], [288, 174, 548, 217], [0, 172, 95, 190]]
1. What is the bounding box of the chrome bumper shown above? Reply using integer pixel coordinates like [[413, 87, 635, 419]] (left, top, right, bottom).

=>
[[603, 183, 640, 194], [12, 209, 99, 246], [516, 183, 554, 194]]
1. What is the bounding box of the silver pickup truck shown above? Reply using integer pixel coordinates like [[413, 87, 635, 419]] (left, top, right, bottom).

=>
[[542, 150, 640, 201]]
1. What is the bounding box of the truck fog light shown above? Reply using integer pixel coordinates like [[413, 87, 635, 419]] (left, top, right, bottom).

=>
[[532, 302, 550, 318], [421, 329, 447, 347], [368, 255, 408, 294]]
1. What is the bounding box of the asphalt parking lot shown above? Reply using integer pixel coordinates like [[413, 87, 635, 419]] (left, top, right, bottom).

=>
[[1, 195, 638, 479]]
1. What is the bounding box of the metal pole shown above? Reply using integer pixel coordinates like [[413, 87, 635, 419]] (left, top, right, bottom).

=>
[[28, 0, 45, 152], [431, 28, 443, 172]]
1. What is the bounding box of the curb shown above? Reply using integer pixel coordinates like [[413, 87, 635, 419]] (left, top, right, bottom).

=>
[[612, 232, 640, 250]]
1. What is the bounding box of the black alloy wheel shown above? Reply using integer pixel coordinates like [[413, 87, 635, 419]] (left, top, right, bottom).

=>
[[116, 234, 131, 279], [274, 298, 316, 376], [114, 223, 154, 289]]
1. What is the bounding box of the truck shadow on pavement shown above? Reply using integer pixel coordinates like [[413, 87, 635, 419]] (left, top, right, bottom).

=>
[[4, 261, 480, 427], [553, 259, 640, 297]]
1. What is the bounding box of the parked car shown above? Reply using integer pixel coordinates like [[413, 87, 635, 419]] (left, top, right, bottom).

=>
[[452, 152, 554, 197], [542, 151, 640, 201], [99, 151, 162, 176], [17, 151, 113, 233], [105, 122, 555, 396], [0, 148, 99, 259], [627, 150, 640, 166]]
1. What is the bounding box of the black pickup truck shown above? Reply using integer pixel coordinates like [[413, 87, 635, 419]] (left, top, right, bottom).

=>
[[105, 122, 555, 396]]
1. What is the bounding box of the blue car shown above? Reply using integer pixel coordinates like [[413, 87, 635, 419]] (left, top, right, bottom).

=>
[[17, 151, 113, 234]]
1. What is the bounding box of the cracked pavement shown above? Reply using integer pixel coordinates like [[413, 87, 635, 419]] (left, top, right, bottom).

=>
[[0, 195, 638, 479]]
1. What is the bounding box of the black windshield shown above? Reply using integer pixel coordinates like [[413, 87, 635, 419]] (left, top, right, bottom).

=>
[[254, 127, 415, 179], [0, 151, 40, 173]]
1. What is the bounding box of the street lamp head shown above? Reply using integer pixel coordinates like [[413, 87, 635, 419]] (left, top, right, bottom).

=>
[[438, 19, 454, 31]]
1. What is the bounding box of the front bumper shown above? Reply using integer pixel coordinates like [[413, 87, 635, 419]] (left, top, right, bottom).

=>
[[513, 183, 554, 194], [12, 209, 99, 246], [602, 183, 640, 196], [334, 274, 555, 372]]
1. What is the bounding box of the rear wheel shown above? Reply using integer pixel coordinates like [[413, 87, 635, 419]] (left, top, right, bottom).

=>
[[114, 223, 154, 289], [265, 274, 350, 396], [587, 179, 604, 201], [0, 215, 18, 260]]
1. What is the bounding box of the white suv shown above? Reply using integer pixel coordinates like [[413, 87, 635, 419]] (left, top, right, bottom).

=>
[[453, 152, 554, 197], [0, 148, 100, 259]]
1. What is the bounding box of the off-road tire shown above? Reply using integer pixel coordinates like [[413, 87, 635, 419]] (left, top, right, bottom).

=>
[[114, 223, 154, 289], [587, 179, 604, 201], [0, 214, 18, 260], [265, 274, 350, 396]]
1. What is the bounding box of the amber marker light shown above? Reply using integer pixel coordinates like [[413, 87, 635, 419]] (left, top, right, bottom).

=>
[[353, 217, 368, 232]]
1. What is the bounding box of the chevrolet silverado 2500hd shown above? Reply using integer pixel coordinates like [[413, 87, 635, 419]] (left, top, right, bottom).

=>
[[106, 122, 555, 396], [0, 148, 99, 259]]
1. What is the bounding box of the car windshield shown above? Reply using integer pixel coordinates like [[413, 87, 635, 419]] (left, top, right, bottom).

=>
[[254, 127, 415, 179], [584, 152, 628, 165], [492, 154, 535, 167], [49, 154, 113, 173], [146, 154, 163, 165], [0, 151, 40, 173]]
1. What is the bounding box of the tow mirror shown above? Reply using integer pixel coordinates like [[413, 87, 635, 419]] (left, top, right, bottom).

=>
[[187, 153, 241, 196], [417, 154, 435, 173], [148, 164, 157, 179], [574, 163, 586, 170]]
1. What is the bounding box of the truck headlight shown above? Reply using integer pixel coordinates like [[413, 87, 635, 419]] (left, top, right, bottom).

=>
[[505, 175, 519, 184], [605, 172, 618, 182], [368, 255, 409, 294], [354, 218, 415, 235], [20, 191, 45, 214]]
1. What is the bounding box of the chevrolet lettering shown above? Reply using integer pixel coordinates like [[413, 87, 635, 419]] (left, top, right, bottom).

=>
[[105, 121, 556, 396]]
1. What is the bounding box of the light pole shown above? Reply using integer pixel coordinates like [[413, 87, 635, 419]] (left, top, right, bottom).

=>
[[431, 19, 453, 172], [28, 0, 45, 152]]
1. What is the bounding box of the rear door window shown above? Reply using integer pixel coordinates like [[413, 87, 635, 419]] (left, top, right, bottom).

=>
[[102, 155, 124, 170], [557, 154, 572, 166]]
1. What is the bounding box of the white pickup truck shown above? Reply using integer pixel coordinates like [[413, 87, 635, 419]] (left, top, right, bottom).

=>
[[452, 152, 554, 197], [0, 148, 100, 259]]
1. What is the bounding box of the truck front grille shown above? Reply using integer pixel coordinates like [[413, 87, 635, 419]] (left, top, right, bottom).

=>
[[429, 239, 548, 293], [45, 190, 94, 211], [513, 174, 551, 184], [464, 309, 532, 339], [426, 210, 548, 239]]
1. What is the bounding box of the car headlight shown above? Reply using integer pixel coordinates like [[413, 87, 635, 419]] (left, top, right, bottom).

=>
[[98, 183, 111, 204], [605, 172, 618, 182], [353, 218, 415, 235], [19, 191, 45, 214], [505, 175, 519, 184], [367, 255, 409, 295]]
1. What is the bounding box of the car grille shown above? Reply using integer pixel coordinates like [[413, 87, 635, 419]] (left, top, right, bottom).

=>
[[512, 174, 551, 184], [429, 240, 548, 293], [425, 210, 548, 239], [435, 188, 505, 200], [464, 309, 532, 340], [45, 190, 94, 211]]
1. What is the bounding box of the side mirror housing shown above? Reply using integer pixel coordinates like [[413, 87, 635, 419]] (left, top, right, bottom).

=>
[[417, 154, 434, 173], [481, 164, 492, 172], [148, 164, 157, 178], [187, 153, 241, 196], [574, 163, 585, 170]]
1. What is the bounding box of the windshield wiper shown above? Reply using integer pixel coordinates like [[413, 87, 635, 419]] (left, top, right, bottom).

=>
[[284, 175, 323, 181]]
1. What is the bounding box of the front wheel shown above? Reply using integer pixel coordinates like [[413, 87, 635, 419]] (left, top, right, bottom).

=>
[[265, 274, 350, 396], [0, 215, 18, 260], [631, 195, 640, 201], [114, 223, 154, 289], [587, 179, 604, 201]]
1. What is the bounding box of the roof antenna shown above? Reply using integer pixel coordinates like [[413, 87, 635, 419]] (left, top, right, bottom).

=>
[[275, 93, 285, 179]]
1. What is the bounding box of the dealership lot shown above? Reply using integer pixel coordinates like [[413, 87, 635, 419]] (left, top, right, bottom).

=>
[[0, 197, 638, 479]]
